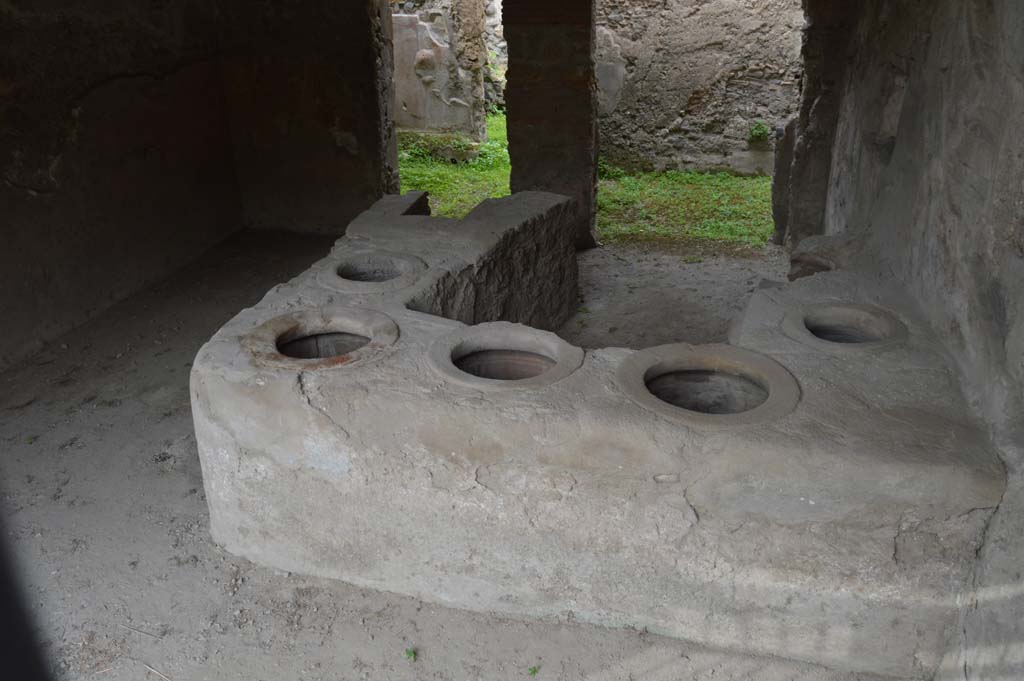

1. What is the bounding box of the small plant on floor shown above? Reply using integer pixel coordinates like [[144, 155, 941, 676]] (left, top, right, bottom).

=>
[[528, 664, 541, 676], [747, 120, 772, 144], [404, 647, 418, 662]]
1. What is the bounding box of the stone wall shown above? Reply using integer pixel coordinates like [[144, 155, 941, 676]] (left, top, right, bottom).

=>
[[784, 2, 1024, 677], [595, 0, 804, 175], [771, 1, 857, 247], [395, 0, 801, 173], [0, 0, 395, 373], [394, 0, 506, 115], [481, 0, 506, 109], [505, 0, 598, 249], [391, 8, 486, 139]]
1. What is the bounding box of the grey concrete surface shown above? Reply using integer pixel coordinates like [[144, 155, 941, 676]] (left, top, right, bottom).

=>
[[192, 193, 1005, 678], [1, 228, 885, 681]]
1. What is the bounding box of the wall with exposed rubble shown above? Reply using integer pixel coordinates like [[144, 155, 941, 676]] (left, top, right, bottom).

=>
[[394, 0, 802, 173], [595, 0, 804, 175]]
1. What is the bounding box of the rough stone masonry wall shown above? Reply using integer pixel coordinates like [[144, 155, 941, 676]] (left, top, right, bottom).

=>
[[595, 0, 804, 175], [791, 1, 1024, 677], [390, 0, 488, 140], [0, 1, 396, 373]]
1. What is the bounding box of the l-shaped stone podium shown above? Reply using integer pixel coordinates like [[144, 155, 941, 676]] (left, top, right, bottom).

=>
[[191, 191, 1005, 679]]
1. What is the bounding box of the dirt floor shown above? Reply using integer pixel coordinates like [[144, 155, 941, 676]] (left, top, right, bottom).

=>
[[0, 232, 871, 681], [557, 243, 788, 348]]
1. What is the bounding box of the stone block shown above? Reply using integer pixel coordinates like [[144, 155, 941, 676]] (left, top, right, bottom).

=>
[[192, 192, 1005, 679]]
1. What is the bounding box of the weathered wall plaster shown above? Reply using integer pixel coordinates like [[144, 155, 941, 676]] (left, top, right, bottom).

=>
[[772, 1, 859, 247], [395, 0, 506, 113], [391, 0, 488, 140], [398, 0, 803, 175], [392, 12, 480, 139]]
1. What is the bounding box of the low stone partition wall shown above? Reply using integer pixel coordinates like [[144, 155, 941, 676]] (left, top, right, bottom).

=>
[[191, 192, 1005, 678]]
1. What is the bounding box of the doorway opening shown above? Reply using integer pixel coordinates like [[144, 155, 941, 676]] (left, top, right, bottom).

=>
[[390, 0, 510, 217]]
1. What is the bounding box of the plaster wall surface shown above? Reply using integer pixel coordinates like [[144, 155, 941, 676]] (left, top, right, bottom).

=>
[[219, 0, 398, 232], [399, 0, 802, 175], [0, 1, 240, 373], [595, 0, 804, 175], [770, 1, 857, 247], [789, 2, 1024, 677], [192, 192, 1006, 678], [0, 1, 396, 373]]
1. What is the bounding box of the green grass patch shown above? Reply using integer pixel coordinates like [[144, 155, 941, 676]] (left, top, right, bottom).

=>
[[398, 113, 511, 218], [398, 114, 774, 249], [597, 167, 773, 247]]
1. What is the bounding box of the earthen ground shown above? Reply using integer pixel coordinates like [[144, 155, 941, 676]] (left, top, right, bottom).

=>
[[558, 243, 788, 348], [0, 233, 859, 681]]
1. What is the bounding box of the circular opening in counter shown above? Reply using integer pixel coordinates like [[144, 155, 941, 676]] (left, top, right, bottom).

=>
[[782, 304, 908, 353], [804, 307, 894, 344], [453, 348, 557, 381], [277, 332, 370, 359], [318, 251, 428, 293], [244, 307, 400, 370], [337, 257, 404, 283], [783, 304, 908, 351], [428, 322, 585, 391], [645, 369, 768, 415], [616, 344, 800, 429]]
